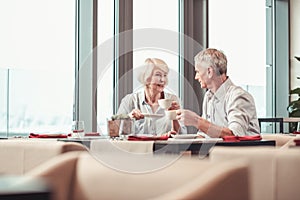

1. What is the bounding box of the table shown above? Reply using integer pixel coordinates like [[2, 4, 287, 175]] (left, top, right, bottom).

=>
[[154, 139, 276, 156], [59, 137, 275, 156], [58, 136, 109, 148], [90, 139, 154, 153]]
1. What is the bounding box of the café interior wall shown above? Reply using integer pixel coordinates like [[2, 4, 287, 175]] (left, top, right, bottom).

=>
[[290, 0, 300, 101]]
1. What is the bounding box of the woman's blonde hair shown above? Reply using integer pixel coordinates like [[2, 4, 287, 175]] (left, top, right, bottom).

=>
[[138, 58, 169, 85]]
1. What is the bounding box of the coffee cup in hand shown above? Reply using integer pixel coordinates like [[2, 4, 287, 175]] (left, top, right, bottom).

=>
[[165, 110, 177, 120], [158, 99, 173, 109]]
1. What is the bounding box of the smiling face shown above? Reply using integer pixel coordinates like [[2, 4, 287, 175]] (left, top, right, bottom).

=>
[[148, 68, 168, 93]]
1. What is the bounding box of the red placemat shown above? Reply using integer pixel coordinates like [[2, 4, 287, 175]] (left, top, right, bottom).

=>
[[29, 133, 71, 138], [127, 135, 169, 141], [294, 139, 300, 146], [222, 134, 262, 142], [85, 132, 101, 136]]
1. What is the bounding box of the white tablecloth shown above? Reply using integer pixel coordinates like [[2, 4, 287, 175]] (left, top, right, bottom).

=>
[[90, 139, 154, 154]]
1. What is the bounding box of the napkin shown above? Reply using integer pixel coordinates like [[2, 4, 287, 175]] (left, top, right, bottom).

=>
[[84, 132, 101, 136], [127, 135, 169, 141], [222, 134, 262, 142], [294, 139, 300, 146], [29, 133, 71, 138]]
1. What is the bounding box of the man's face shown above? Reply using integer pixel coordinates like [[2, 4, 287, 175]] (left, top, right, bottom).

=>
[[194, 63, 209, 89]]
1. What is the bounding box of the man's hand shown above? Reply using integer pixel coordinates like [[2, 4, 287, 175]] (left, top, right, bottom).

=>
[[176, 109, 201, 128]]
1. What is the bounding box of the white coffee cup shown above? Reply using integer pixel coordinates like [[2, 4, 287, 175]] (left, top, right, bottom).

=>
[[158, 99, 173, 109], [165, 110, 177, 120]]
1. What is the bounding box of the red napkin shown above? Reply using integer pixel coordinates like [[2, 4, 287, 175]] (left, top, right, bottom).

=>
[[293, 131, 300, 134], [84, 132, 101, 136], [127, 135, 169, 141], [222, 134, 262, 142], [294, 139, 300, 146], [29, 133, 71, 138]]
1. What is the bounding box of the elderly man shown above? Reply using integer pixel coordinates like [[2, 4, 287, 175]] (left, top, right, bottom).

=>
[[177, 48, 260, 138]]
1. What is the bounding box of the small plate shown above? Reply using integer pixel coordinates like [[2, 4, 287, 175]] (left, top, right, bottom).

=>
[[141, 113, 164, 118], [171, 134, 199, 139], [168, 138, 223, 142], [168, 138, 205, 142]]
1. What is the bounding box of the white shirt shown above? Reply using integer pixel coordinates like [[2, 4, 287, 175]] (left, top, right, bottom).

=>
[[117, 91, 187, 135], [201, 78, 260, 136]]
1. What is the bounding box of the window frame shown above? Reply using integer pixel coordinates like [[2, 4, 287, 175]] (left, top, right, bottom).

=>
[[81, 0, 290, 133]]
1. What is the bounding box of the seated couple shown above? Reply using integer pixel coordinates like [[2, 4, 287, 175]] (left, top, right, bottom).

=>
[[117, 48, 260, 138]]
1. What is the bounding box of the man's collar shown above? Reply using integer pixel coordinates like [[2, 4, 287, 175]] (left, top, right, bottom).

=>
[[207, 77, 233, 101], [214, 77, 233, 100]]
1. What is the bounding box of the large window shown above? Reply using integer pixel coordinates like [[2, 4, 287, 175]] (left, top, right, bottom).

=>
[[0, 0, 75, 136], [95, 0, 270, 135], [0, 1, 281, 137], [0, 69, 8, 135], [132, 0, 179, 95], [96, 0, 180, 135], [208, 0, 266, 118], [96, 0, 115, 134]]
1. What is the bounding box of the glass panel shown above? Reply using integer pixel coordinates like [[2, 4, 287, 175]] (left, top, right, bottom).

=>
[[9, 69, 73, 135], [208, 0, 266, 118], [132, 0, 179, 96], [0, 69, 8, 137], [97, 0, 114, 135], [0, 0, 75, 136]]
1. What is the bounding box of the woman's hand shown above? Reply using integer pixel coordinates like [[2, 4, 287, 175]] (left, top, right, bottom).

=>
[[128, 109, 144, 120], [161, 130, 177, 137], [168, 101, 180, 110]]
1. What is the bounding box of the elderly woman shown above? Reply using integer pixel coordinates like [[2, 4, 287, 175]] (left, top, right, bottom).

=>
[[117, 58, 186, 135]]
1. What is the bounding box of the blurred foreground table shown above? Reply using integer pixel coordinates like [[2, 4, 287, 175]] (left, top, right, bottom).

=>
[[0, 176, 51, 200]]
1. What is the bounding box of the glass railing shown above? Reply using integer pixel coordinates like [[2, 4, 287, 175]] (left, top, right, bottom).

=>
[[0, 68, 74, 137]]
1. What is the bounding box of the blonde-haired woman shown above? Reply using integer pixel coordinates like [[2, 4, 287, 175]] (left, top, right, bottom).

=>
[[117, 58, 186, 135]]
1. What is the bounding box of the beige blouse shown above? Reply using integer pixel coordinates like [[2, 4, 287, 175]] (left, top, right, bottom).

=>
[[117, 91, 187, 135]]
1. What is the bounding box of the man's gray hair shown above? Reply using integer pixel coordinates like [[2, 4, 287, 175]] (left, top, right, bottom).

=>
[[194, 48, 227, 75]]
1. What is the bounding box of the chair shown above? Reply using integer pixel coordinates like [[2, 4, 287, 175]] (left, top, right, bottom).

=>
[[210, 146, 277, 200], [258, 118, 283, 133], [258, 117, 300, 133], [0, 140, 87, 175], [261, 133, 296, 147], [27, 151, 250, 200], [209, 146, 300, 200]]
